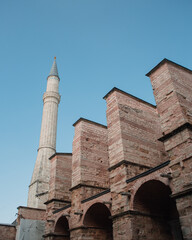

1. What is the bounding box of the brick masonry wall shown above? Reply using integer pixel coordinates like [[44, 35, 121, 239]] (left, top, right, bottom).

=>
[[111, 167, 177, 240], [113, 214, 173, 240], [132, 215, 173, 240], [47, 190, 112, 239], [45, 153, 72, 235], [70, 228, 112, 240], [176, 195, 192, 239], [17, 206, 46, 222], [72, 119, 109, 190], [148, 60, 192, 135], [148, 59, 192, 240], [19, 59, 192, 240], [0, 224, 16, 240], [105, 89, 166, 169], [112, 215, 132, 240], [105, 88, 166, 218], [49, 153, 72, 202]]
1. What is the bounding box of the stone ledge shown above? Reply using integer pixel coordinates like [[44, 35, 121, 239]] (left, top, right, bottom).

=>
[[171, 187, 192, 199], [126, 160, 170, 183], [70, 183, 108, 192], [53, 204, 71, 214], [70, 226, 106, 232], [108, 160, 151, 172], [0, 223, 15, 227], [43, 232, 69, 238], [73, 117, 107, 129], [49, 152, 72, 160], [44, 198, 71, 205], [158, 122, 192, 142], [103, 87, 156, 108], [110, 210, 167, 220], [81, 189, 110, 204], [17, 206, 46, 211]]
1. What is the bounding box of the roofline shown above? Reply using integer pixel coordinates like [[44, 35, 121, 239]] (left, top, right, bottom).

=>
[[73, 117, 107, 129], [146, 58, 192, 77], [49, 152, 72, 160], [103, 87, 156, 108], [17, 206, 46, 211], [0, 223, 15, 227]]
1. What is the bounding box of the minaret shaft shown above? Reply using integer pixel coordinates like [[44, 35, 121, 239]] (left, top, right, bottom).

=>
[[28, 60, 60, 209]]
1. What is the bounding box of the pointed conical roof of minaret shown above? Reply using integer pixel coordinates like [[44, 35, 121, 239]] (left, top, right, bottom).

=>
[[49, 57, 59, 77]]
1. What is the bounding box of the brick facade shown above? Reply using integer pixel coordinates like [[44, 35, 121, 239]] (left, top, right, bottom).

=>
[[2, 58, 192, 240], [0, 224, 16, 240]]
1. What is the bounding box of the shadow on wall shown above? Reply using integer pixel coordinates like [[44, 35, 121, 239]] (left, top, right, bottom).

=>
[[133, 180, 183, 240], [84, 202, 113, 240]]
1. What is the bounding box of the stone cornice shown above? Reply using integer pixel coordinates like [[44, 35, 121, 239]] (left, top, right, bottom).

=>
[[171, 187, 192, 199], [81, 189, 110, 204], [126, 160, 170, 183], [158, 122, 192, 142], [53, 204, 71, 214], [49, 152, 72, 160], [44, 198, 71, 205], [70, 183, 108, 191], [17, 206, 46, 211], [103, 87, 156, 108], [146, 58, 192, 77], [73, 117, 107, 129], [110, 210, 166, 220], [108, 160, 151, 172]]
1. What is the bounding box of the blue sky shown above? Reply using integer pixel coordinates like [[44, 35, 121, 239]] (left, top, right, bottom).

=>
[[0, 0, 192, 223]]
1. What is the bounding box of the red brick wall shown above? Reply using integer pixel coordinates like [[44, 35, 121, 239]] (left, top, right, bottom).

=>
[[148, 60, 192, 135], [0, 225, 16, 240], [148, 59, 192, 240], [70, 228, 112, 240], [132, 215, 173, 240], [72, 119, 109, 189], [49, 153, 72, 202], [105, 88, 166, 217], [105, 89, 166, 169], [17, 206, 46, 221], [112, 215, 132, 240], [113, 215, 173, 240]]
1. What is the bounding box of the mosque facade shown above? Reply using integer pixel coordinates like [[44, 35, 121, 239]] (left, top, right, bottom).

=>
[[1, 58, 192, 240]]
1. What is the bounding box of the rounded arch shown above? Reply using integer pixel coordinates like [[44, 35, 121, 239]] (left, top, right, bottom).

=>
[[54, 215, 70, 239], [133, 179, 183, 240], [84, 202, 111, 228], [134, 180, 176, 217], [129, 174, 170, 209], [83, 202, 113, 239]]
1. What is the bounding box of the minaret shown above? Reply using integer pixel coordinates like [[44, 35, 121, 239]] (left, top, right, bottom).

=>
[[28, 57, 60, 209]]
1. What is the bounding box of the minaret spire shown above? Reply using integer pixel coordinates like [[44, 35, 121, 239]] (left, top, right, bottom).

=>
[[27, 58, 61, 209], [49, 57, 59, 78]]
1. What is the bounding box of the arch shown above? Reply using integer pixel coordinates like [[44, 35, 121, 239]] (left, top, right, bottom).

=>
[[83, 202, 113, 240], [133, 179, 183, 240], [54, 216, 70, 240]]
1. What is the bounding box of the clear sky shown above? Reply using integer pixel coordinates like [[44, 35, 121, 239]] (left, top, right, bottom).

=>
[[0, 0, 192, 223]]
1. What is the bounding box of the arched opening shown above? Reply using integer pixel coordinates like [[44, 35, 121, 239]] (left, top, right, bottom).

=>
[[133, 180, 183, 240], [54, 216, 70, 240], [83, 202, 113, 240]]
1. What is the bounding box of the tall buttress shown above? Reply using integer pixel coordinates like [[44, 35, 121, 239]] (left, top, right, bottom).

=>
[[27, 58, 60, 209]]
